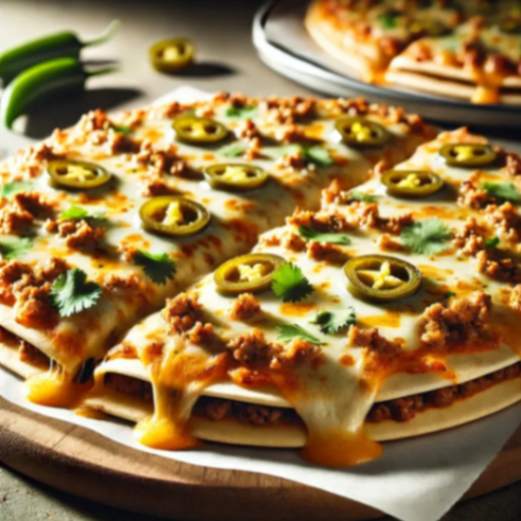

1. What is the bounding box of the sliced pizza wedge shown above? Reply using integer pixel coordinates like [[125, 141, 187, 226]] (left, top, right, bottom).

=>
[[0, 93, 432, 407], [85, 128, 521, 466]]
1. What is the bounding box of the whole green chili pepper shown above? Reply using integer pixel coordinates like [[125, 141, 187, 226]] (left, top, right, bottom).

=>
[[0, 57, 116, 128], [0, 20, 119, 86]]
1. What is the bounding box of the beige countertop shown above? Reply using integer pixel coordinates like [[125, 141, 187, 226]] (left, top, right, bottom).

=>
[[0, 1, 519, 520]]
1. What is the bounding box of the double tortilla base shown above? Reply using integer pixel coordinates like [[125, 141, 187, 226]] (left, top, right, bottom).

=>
[[1, 396, 520, 521]]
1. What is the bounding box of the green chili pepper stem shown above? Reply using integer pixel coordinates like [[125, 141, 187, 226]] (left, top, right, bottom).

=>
[[0, 20, 119, 86], [1, 57, 116, 129], [81, 19, 121, 47]]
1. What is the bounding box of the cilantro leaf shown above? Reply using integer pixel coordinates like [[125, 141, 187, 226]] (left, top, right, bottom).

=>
[[225, 105, 258, 119], [51, 268, 102, 318], [344, 190, 378, 203], [302, 145, 334, 167], [277, 324, 322, 345], [0, 236, 32, 260], [110, 123, 133, 135], [482, 182, 521, 204], [312, 308, 356, 335], [299, 225, 351, 245], [264, 144, 301, 160], [133, 250, 176, 285], [217, 142, 247, 158], [59, 205, 106, 223], [378, 11, 399, 29], [1, 180, 33, 198], [271, 262, 313, 302], [400, 218, 452, 255], [485, 236, 500, 249]]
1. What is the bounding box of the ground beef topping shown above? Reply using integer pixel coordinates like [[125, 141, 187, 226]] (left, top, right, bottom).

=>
[[230, 293, 261, 321], [306, 240, 348, 265], [55, 219, 106, 252], [227, 329, 280, 369], [477, 249, 521, 283], [452, 217, 487, 256], [484, 202, 521, 243], [15, 283, 58, 330], [418, 291, 494, 350], [163, 292, 203, 333], [457, 174, 492, 209], [188, 322, 225, 351]]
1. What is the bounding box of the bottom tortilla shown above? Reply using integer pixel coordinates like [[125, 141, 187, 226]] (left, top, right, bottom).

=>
[[84, 377, 521, 448], [385, 69, 521, 105]]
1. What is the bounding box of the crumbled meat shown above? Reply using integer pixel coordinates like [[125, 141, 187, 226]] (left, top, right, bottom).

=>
[[0, 204, 33, 234], [321, 179, 343, 205], [19, 340, 49, 369], [367, 362, 521, 423], [230, 293, 261, 321], [0, 261, 34, 304], [188, 322, 224, 351], [348, 326, 403, 360], [485, 202, 521, 243], [163, 292, 202, 333], [418, 291, 493, 350], [306, 241, 348, 264], [15, 284, 58, 329], [477, 249, 521, 283], [235, 403, 283, 425], [37, 258, 69, 281], [137, 141, 189, 177], [452, 217, 486, 255], [283, 232, 306, 252], [235, 119, 262, 141], [458, 173, 492, 209], [227, 329, 279, 369], [57, 219, 105, 251], [104, 373, 153, 402], [274, 338, 323, 369], [14, 192, 54, 218], [143, 178, 177, 196], [202, 397, 231, 421], [275, 149, 306, 170], [104, 273, 143, 295]]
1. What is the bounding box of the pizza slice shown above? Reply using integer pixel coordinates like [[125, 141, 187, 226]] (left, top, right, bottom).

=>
[[305, 0, 463, 82], [0, 93, 432, 407], [386, 13, 521, 104], [85, 128, 521, 465]]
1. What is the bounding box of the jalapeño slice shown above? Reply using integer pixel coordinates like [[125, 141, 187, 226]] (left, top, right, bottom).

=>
[[173, 116, 228, 145], [439, 143, 497, 168], [204, 163, 268, 191], [48, 159, 111, 190], [335, 117, 390, 147], [139, 195, 210, 237], [344, 255, 421, 302], [149, 38, 195, 73], [214, 253, 284, 295], [381, 170, 444, 198]]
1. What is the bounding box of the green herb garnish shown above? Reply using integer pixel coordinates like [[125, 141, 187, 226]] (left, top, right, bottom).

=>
[[51, 268, 102, 318], [400, 218, 452, 255], [271, 262, 313, 302], [299, 225, 351, 245], [301, 145, 334, 167], [133, 250, 176, 285], [59, 205, 106, 222], [1, 180, 33, 198], [217, 142, 247, 158], [0, 236, 32, 260], [482, 181, 521, 204], [378, 11, 399, 29], [225, 105, 258, 119], [344, 191, 378, 203], [277, 324, 322, 345], [312, 308, 356, 335], [111, 123, 133, 135], [485, 236, 500, 249]]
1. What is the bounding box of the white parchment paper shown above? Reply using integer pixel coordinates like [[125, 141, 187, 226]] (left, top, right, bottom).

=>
[[1, 86, 520, 521]]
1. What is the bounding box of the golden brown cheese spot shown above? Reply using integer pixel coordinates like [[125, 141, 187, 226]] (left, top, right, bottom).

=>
[[359, 311, 400, 328], [280, 302, 316, 317]]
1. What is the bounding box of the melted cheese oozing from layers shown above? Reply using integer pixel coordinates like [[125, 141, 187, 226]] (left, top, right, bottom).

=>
[[97, 128, 521, 466], [1, 95, 426, 398]]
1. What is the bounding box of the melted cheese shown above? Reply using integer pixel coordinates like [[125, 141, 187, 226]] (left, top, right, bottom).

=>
[[88, 127, 521, 467]]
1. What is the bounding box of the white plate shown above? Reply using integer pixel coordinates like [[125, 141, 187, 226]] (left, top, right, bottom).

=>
[[253, 0, 521, 128]]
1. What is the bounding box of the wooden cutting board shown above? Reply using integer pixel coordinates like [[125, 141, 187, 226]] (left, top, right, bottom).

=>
[[1, 398, 520, 521]]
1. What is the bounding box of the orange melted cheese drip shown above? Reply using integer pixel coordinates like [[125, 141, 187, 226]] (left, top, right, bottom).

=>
[[25, 371, 91, 408]]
